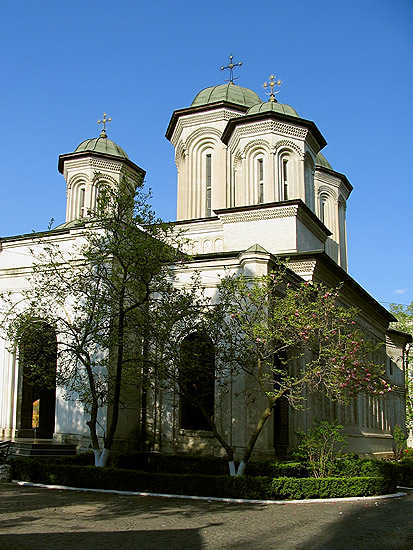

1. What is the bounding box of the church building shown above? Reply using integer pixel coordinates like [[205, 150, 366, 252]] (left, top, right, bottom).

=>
[[0, 65, 410, 458]]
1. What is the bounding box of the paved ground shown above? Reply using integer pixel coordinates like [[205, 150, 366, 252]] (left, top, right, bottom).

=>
[[0, 483, 412, 549]]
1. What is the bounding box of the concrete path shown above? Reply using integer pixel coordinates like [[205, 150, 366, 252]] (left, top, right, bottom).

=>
[[0, 483, 412, 549]]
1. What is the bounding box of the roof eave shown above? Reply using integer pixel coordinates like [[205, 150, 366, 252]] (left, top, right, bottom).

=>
[[58, 151, 146, 176], [221, 110, 327, 149], [165, 101, 249, 142], [315, 165, 353, 193]]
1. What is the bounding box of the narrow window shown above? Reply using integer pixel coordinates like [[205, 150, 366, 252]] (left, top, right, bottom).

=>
[[320, 195, 327, 224], [206, 153, 212, 217], [258, 158, 264, 204], [282, 159, 288, 200], [79, 186, 86, 218]]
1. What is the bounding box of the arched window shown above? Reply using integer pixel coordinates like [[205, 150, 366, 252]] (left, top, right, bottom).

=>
[[257, 157, 264, 204], [318, 191, 334, 228], [278, 153, 290, 201], [78, 185, 86, 218], [319, 193, 328, 224], [205, 152, 212, 216], [179, 331, 215, 431]]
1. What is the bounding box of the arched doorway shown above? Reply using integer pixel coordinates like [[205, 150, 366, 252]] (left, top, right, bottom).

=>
[[179, 331, 215, 431], [18, 322, 57, 439]]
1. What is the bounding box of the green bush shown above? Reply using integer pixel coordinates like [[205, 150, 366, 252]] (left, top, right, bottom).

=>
[[10, 457, 396, 500], [297, 419, 347, 478], [107, 451, 229, 475], [331, 457, 413, 487], [246, 461, 308, 478]]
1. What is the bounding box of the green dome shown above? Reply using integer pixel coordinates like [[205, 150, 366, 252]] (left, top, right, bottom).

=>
[[246, 100, 298, 117], [192, 83, 262, 108], [316, 152, 332, 170], [74, 134, 129, 159]]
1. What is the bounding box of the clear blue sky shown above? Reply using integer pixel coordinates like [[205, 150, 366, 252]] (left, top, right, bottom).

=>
[[0, 0, 412, 308]]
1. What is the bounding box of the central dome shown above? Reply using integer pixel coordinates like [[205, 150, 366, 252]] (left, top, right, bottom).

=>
[[191, 83, 262, 108], [74, 135, 129, 159]]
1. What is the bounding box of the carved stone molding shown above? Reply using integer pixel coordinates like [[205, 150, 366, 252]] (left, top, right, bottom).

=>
[[242, 139, 271, 157], [67, 172, 89, 189], [186, 126, 222, 149], [317, 185, 338, 200], [175, 140, 187, 165], [219, 205, 298, 224], [287, 260, 317, 275], [90, 158, 122, 172], [274, 139, 304, 159], [170, 109, 243, 146]]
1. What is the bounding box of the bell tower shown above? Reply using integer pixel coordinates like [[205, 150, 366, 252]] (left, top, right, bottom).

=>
[[58, 114, 145, 223]]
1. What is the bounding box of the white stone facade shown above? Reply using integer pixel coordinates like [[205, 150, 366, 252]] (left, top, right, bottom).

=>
[[0, 81, 410, 458]]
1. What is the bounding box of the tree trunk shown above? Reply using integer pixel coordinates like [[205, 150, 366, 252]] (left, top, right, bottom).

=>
[[199, 402, 236, 475], [84, 361, 102, 466], [237, 401, 275, 476], [100, 297, 126, 466]]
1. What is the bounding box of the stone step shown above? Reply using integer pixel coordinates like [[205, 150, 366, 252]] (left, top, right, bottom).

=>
[[11, 442, 77, 457]]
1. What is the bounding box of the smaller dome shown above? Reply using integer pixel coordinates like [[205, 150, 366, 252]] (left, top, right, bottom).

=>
[[74, 134, 129, 159], [247, 100, 298, 117], [192, 83, 262, 109], [316, 152, 332, 170]]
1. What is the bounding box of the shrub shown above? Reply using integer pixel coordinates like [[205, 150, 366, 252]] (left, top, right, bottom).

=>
[[10, 457, 396, 500], [246, 461, 308, 478], [393, 426, 408, 460], [297, 419, 347, 478], [107, 452, 229, 475]]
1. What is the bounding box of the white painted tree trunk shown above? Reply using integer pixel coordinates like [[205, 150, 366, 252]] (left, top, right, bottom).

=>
[[93, 449, 101, 466], [228, 461, 236, 476], [236, 460, 246, 476], [97, 448, 110, 467]]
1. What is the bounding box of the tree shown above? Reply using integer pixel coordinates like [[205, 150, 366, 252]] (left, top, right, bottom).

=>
[[157, 267, 392, 476], [1, 174, 184, 466], [389, 301, 413, 434]]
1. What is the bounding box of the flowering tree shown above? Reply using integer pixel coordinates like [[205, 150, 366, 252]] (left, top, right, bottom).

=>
[[188, 267, 391, 476]]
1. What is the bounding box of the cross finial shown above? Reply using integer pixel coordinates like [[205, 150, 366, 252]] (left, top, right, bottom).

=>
[[263, 75, 282, 102], [220, 54, 243, 83], [97, 113, 111, 138]]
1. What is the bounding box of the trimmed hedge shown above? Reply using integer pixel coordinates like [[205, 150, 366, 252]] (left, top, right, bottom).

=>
[[107, 451, 229, 475], [332, 458, 413, 487], [108, 452, 308, 478], [246, 461, 308, 478], [10, 457, 395, 500]]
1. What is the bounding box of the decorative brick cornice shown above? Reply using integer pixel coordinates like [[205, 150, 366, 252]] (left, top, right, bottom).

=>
[[287, 259, 317, 276], [218, 204, 298, 224]]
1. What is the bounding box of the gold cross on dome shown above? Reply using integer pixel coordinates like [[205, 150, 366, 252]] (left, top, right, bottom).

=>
[[97, 113, 112, 131], [221, 54, 243, 83], [263, 75, 282, 101]]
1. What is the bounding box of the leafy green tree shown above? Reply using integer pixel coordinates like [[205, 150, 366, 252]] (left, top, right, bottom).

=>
[[389, 301, 413, 434], [162, 268, 391, 476], [1, 174, 184, 466]]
